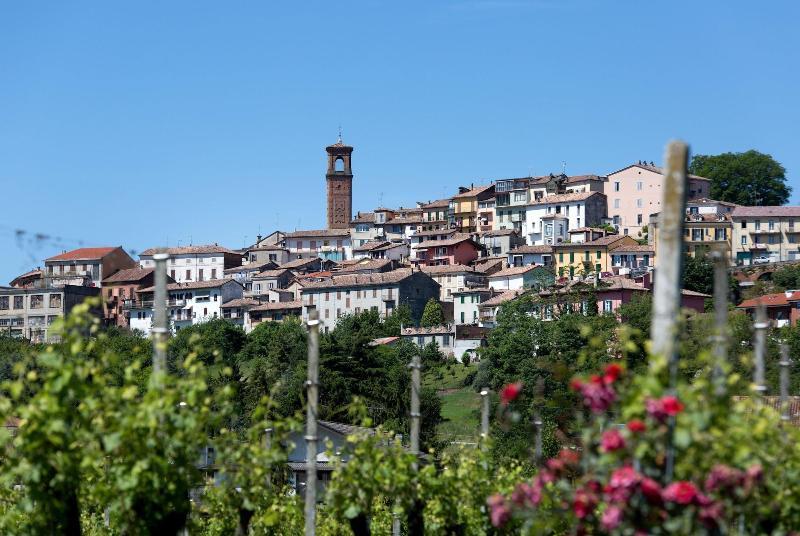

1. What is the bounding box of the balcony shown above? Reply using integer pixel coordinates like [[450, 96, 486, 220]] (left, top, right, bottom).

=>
[[749, 228, 780, 234], [122, 299, 154, 310], [167, 299, 186, 307]]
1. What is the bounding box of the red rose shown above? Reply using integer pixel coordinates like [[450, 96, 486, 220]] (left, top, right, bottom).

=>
[[661, 395, 685, 416], [626, 419, 647, 433], [558, 448, 580, 466], [569, 378, 584, 391], [640, 477, 662, 504], [603, 363, 623, 384], [572, 486, 598, 519], [590, 374, 603, 385], [601, 505, 623, 531], [500, 382, 523, 405], [600, 429, 626, 452], [488, 494, 511, 527], [662, 481, 698, 505]]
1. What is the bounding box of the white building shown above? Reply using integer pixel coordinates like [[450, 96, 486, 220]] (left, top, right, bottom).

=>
[[420, 264, 487, 301], [351, 240, 409, 261], [525, 192, 607, 246], [127, 278, 244, 335], [508, 245, 553, 267], [284, 229, 352, 262], [139, 245, 243, 284], [300, 268, 440, 333], [452, 288, 496, 325], [487, 265, 539, 291]]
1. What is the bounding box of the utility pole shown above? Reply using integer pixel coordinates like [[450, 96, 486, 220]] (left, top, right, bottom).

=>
[[305, 310, 320, 536]]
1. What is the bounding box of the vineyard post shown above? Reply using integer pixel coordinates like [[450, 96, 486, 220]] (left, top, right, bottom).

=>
[[410, 354, 421, 464], [753, 304, 768, 398], [480, 387, 490, 442], [151, 251, 169, 380], [779, 344, 791, 423], [305, 309, 320, 536], [711, 247, 729, 396], [651, 141, 688, 482]]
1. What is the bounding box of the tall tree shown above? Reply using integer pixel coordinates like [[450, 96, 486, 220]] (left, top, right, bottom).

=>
[[420, 298, 444, 327], [689, 150, 790, 206]]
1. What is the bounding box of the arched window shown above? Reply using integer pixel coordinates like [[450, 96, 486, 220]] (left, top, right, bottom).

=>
[[335, 157, 345, 172]]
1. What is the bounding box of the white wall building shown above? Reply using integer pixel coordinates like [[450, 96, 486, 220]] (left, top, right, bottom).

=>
[[420, 264, 487, 302], [452, 288, 496, 325], [284, 229, 352, 262], [525, 192, 607, 246], [139, 245, 243, 284], [128, 279, 243, 335]]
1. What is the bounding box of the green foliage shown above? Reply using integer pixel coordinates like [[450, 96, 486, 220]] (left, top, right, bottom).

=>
[[771, 264, 800, 290], [420, 298, 444, 327], [382, 303, 413, 336], [689, 150, 791, 206]]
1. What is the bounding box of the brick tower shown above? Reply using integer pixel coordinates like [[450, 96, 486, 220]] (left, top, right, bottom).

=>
[[325, 135, 354, 229]]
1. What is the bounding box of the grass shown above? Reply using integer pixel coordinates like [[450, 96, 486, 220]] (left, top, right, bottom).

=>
[[423, 362, 481, 444]]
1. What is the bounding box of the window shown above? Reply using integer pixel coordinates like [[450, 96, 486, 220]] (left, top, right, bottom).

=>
[[603, 300, 613, 313], [460, 296, 465, 304], [460, 311, 465, 323], [584, 251, 590, 261], [636, 181, 643, 191], [715, 228, 726, 240], [211, 269, 217, 279], [636, 199, 643, 208], [755, 220, 761, 230], [559, 252, 564, 263], [213, 294, 218, 301], [373, 289, 377, 298], [417, 336, 424, 345], [186, 270, 191, 280], [692, 229, 703, 241], [310, 240, 317, 249], [171, 270, 176, 279], [198, 269, 204, 281], [569, 252, 574, 263], [596, 250, 602, 259], [741, 236, 747, 245], [637, 214, 643, 225], [49, 294, 61, 308], [513, 191, 526, 202], [769, 220, 775, 230], [769, 234, 779, 244], [30, 295, 43, 309], [325, 309, 330, 319], [0, 297, 8, 310], [614, 182, 620, 192], [741, 220, 747, 229], [443, 334, 450, 346], [613, 199, 620, 209]]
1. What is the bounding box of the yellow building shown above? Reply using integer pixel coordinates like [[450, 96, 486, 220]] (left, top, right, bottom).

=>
[[648, 199, 736, 264], [450, 184, 495, 233], [553, 235, 639, 278]]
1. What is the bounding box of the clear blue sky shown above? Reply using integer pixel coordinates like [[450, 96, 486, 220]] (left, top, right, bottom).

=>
[[1, 0, 798, 283]]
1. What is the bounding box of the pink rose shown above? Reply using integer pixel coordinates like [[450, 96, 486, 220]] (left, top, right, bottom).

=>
[[662, 481, 699, 505], [487, 494, 511, 527], [600, 429, 626, 452], [601, 505, 623, 531]]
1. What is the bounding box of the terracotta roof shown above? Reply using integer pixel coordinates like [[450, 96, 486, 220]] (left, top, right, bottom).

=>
[[253, 268, 291, 279], [510, 245, 553, 254], [369, 336, 401, 346], [336, 259, 394, 273], [295, 271, 333, 280], [9, 268, 42, 286], [611, 244, 655, 253], [607, 162, 710, 181], [732, 206, 800, 218], [279, 257, 322, 270], [557, 235, 634, 248], [480, 229, 518, 237], [569, 227, 609, 234], [681, 289, 712, 298], [488, 265, 540, 278], [350, 212, 376, 224], [402, 325, 454, 336], [353, 240, 392, 252], [599, 277, 650, 291], [453, 184, 494, 199], [421, 198, 451, 209], [102, 267, 154, 283], [480, 289, 526, 308], [247, 245, 288, 252], [416, 234, 480, 249], [529, 191, 603, 205], [250, 300, 302, 312], [220, 297, 262, 308], [382, 216, 422, 225], [737, 292, 800, 309], [223, 260, 277, 274], [689, 198, 740, 207], [420, 264, 485, 275], [301, 268, 418, 290], [284, 229, 350, 238], [138, 278, 241, 293], [140, 244, 240, 256], [412, 229, 456, 238], [46, 247, 119, 261]]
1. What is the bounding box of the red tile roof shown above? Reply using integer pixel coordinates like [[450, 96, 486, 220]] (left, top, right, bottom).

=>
[[737, 291, 800, 309], [46, 247, 118, 261], [102, 267, 154, 283], [732, 206, 800, 218], [139, 244, 240, 256]]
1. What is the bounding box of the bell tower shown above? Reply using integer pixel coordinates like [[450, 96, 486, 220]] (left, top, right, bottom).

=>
[[325, 133, 354, 229]]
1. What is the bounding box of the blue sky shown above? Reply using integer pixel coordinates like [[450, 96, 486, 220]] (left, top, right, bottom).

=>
[[1, 0, 798, 283]]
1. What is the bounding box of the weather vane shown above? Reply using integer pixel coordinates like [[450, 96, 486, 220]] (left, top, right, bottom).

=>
[[338, 124, 343, 143]]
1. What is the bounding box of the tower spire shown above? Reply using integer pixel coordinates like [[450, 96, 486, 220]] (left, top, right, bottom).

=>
[[337, 124, 343, 144]]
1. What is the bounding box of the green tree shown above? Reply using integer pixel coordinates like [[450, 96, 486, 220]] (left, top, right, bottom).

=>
[[689, 150, 791, 206], [682, 254, 714, 295], [420, 298, 444, 327], [772, 265, 800, 290], [383, 303, 413, 336]]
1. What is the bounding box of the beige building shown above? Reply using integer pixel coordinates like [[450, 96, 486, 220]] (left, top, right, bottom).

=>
[[420, 264, 488, 301], [0, 285, 101, 342], [607, 162, 711, 238], [731, 206, 800, 265], [450, 185, 495, 233]]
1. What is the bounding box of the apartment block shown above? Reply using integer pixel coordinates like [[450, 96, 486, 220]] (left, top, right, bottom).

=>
[[731, 206, 800, 265], [139, 245, 243, 284], [420, 264, 487, 301], [0, 285, 101, 342], [300, 268, 440, 332], [284, 229, 351, 262], [45, 247, 136, 288]]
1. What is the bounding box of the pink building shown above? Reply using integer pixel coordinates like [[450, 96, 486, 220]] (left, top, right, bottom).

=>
[[415, 235, 482, 266], [607, 162, 711, 239]]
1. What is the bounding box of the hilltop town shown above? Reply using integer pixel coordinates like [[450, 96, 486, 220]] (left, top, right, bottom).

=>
[[2, 138, 797, 346]]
